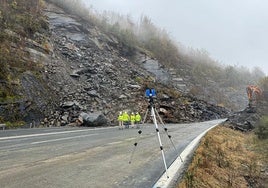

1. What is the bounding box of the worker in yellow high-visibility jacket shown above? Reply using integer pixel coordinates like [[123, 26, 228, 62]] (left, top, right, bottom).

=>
[[122, 111, 130, 129], [135, 112, 141, 128], [130, 112, 136, 128], [135, 112, 141, 123], [117, 111, 124, 130]]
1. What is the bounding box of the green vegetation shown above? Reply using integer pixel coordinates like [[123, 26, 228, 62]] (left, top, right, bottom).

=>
[[0, 0, 48, 99], [255, 116, 268, 139], [4, 121, 26, 129], [0, 0, 48, 36], [259, 76, 268, 91], [0, 0, 49, 125], [255, 77, 268, 139]]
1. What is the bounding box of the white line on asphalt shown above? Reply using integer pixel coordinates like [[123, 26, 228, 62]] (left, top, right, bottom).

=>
[[125, 138, 136, 141], [107, 141, 123, 145], [0, 127, 114, 141], [31, 134, 98, 145], [0, 134, 99, 150]]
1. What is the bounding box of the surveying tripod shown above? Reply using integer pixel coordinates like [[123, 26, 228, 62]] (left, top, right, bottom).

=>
[[129, 89, 183, 179]]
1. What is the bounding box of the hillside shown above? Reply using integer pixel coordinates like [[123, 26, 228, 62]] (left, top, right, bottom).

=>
[[0, 0, 265, 128]]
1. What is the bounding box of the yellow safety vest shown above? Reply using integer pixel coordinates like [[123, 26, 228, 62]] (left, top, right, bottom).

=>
[[130, 115, 135, 122], [135, 114, 141, 122], [118, 114, 123, 121], [122, 113, 129, 122]]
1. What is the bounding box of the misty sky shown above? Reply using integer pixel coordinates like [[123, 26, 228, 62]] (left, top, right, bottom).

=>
[[83, 0, 268, 75]]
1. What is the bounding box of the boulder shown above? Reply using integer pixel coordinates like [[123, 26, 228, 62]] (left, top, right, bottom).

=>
[[79, 112, 109, 127]]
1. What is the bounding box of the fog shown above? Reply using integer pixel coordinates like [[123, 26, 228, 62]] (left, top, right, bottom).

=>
[[83, 0, 268, 75]]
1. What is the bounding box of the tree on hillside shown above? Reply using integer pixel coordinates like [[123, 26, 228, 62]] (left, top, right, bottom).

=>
[[47, 0, 92, 20], [251, 67, 265, 81], [259, 77, 268, 91]]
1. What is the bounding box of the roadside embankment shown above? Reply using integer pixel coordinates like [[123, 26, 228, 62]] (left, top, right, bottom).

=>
[[177, 125, 268, 188]]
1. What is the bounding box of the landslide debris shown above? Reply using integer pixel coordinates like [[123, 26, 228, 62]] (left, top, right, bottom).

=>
[[0, 1, 230, 128], [223, 98, 268, 131]]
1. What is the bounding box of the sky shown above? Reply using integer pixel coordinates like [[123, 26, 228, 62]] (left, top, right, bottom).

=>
[[83, 0, 268, 75]]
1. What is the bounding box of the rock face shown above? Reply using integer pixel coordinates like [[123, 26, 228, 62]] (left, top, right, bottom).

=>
[[0, 2, 230, 128], [40, 3, 152, 127]]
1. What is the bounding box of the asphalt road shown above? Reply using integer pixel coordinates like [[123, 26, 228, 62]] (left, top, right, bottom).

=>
[[0, 119, 224, 188]]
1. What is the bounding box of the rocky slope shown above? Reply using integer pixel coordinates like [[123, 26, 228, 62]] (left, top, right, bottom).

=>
[[223, 99, 268, 131], [0, 2, 230, 128]]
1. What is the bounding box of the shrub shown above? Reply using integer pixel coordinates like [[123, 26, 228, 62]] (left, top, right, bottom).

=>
[[5, 121, 26, 129], [255, 116, 268, 139]]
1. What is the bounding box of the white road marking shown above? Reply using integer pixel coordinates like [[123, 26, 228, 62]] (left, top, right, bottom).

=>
[[124, 138, 136, 141], [31, 134, 98, 145], [107, 141, 123, 145], [0, 134, 98, 150], [0, 127, 114, 141]]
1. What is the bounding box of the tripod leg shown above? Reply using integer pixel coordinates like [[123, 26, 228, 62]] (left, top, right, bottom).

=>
[[151, 107, 169, 179], [155, 109, 183, 162], [155, 108, 165, 125], [129, 130, 142, 164], [142, 108, 149, 125]]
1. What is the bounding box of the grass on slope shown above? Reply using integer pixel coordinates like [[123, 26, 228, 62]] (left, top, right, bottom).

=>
[[177, 126, 267, 188]]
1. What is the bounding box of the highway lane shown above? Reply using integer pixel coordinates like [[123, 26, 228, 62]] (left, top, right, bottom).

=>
[[0, 119, 225, 188]]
